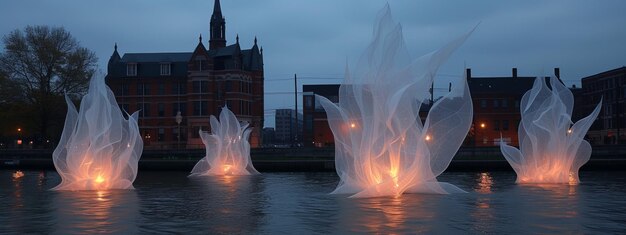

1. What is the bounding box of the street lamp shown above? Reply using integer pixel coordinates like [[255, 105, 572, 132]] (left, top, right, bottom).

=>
[[176, 111, 182, 149]]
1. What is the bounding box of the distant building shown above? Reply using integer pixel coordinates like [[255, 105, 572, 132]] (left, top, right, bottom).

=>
[[262, 127, 276, 147], [274, 109, 303, 145], [106, 0, 264, 149], [302, 85, 339, 147], [580, 66, 626, 145]]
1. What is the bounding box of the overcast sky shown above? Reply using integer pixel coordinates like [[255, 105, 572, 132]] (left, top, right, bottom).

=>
[[2, 0, 625, 127]]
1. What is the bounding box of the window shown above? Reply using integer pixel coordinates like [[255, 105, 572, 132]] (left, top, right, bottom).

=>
[[158, 128, 165, 141], [196, 58, 206, 71], [494, 120, 500, 131], [179, 83, 187, 94], [503, 120, 509, 131], [481, 100, 487, 108], [192, 81, 209, 93], [225, 80, 232, 92], [158, 103, 165, 117], [121, 84, 129, 96], [160, 63, 171, 76], [137, 84, 150, 96], [493, 100, 500, 109], [126, 63, 137, 76], [193, 101, 208, 116], [158, 83, 165, 95], [502, 99, 508, 108]]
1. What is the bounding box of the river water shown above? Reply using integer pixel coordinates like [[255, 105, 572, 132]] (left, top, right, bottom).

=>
[[1, 170, 625, 234]]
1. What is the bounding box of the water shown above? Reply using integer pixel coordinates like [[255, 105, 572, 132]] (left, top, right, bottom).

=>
[[2, 170, 626, 234]]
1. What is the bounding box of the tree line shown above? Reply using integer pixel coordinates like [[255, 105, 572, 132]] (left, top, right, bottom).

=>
[[0, 25, 97, 148]]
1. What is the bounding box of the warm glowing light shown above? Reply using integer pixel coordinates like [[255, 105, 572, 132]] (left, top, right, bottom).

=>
[[189, 106, 259, 176], [51, 75, 143, 191], [480, 123, 485, 128], [94, 175, 105, 184], [17, 139, 22, 145], [223, 165, 232, 173], [13, 170, 24, 179], [17, 128, 21, 132], [316, 5, 472, 198], [500, 76, 601, 185]]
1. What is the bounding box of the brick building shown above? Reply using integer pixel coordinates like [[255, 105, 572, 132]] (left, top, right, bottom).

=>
[[302, 85, 339, 147], [302, 68, 563, 148], [579, 66, 626, 145], [106, 0, 264, 149]]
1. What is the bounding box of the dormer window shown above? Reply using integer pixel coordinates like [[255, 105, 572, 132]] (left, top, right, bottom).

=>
[[126, 63, 137, 76], [160, 63, 171, 76]]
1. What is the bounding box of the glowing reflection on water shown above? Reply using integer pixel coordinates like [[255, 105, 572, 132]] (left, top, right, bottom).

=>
[[52, 190, 139, 234]]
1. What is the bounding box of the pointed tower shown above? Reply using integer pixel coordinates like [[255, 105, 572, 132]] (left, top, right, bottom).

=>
[[107, 43, 121, 75], [210, 0, 226, 50]]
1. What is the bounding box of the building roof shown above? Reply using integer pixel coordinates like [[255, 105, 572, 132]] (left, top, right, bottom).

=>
[[468, 76, 536, 94], [581, 66, 626, 81], [303, 84, 340, 97], [120, 52, 192, 63]]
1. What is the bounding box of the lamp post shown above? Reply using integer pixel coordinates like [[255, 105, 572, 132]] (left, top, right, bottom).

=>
[[176, 111, 182, 149]]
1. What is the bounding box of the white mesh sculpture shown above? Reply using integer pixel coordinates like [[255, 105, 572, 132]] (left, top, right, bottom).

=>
[[317, 5, 474, 198], [501, 76, 601, 184], [190, 106, 259, 176], [52, 75, 143, 190]]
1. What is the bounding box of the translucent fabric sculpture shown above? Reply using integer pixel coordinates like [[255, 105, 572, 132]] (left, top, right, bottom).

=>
[[190, 106, 259, 176], [317, 5, 474, 198], [501, 76, 601, 184], [52, 75, 143, 190]]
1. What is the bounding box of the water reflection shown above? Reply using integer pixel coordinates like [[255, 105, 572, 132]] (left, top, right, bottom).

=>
[[474, 172, 493, 194], [337, 195, 437, 233], [2, 170, 626, 234], [135, 172, 266, 233], [188, 175, 266, 233], [52, 190, 139, 234]]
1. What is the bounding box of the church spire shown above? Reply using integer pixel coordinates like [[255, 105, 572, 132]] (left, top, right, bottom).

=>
[[212, 0, 222, 18], [210, 0, 226, 50]]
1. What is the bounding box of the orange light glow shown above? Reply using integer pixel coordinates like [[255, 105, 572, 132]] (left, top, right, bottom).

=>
[[480, 123, 485, 128], [223, 165, 232, 174], [13, 170, 24, 179], [17, 139, 22, 145], [567, 129, 572, 134], [425, 135, 431, 141], [350, 123, 356, 128], [94, 175, 105, 184]]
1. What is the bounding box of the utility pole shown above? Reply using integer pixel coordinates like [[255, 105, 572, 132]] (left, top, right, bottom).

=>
[[294, 73, 298, 147]]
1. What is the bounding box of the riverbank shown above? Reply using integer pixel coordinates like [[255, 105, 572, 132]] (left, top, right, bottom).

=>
[[2, 146, 626, 172]]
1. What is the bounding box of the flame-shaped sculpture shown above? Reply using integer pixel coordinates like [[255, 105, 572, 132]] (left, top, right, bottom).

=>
[[52, 75, 143, 190], [317, 5, 474, 198], [190, 106, 259, 176], [501, 76, 601, 184]]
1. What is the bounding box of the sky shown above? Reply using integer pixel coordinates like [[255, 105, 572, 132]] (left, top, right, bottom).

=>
[[1, 0, 625, 127]]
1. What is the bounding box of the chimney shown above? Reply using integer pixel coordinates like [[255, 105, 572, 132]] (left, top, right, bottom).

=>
[[554, 67, 560, 79], [512, 68, 518, 78], [465, 68, 472, 79]]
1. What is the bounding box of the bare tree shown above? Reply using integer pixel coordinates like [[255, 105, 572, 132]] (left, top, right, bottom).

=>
[[0, 25, 97, 142]]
